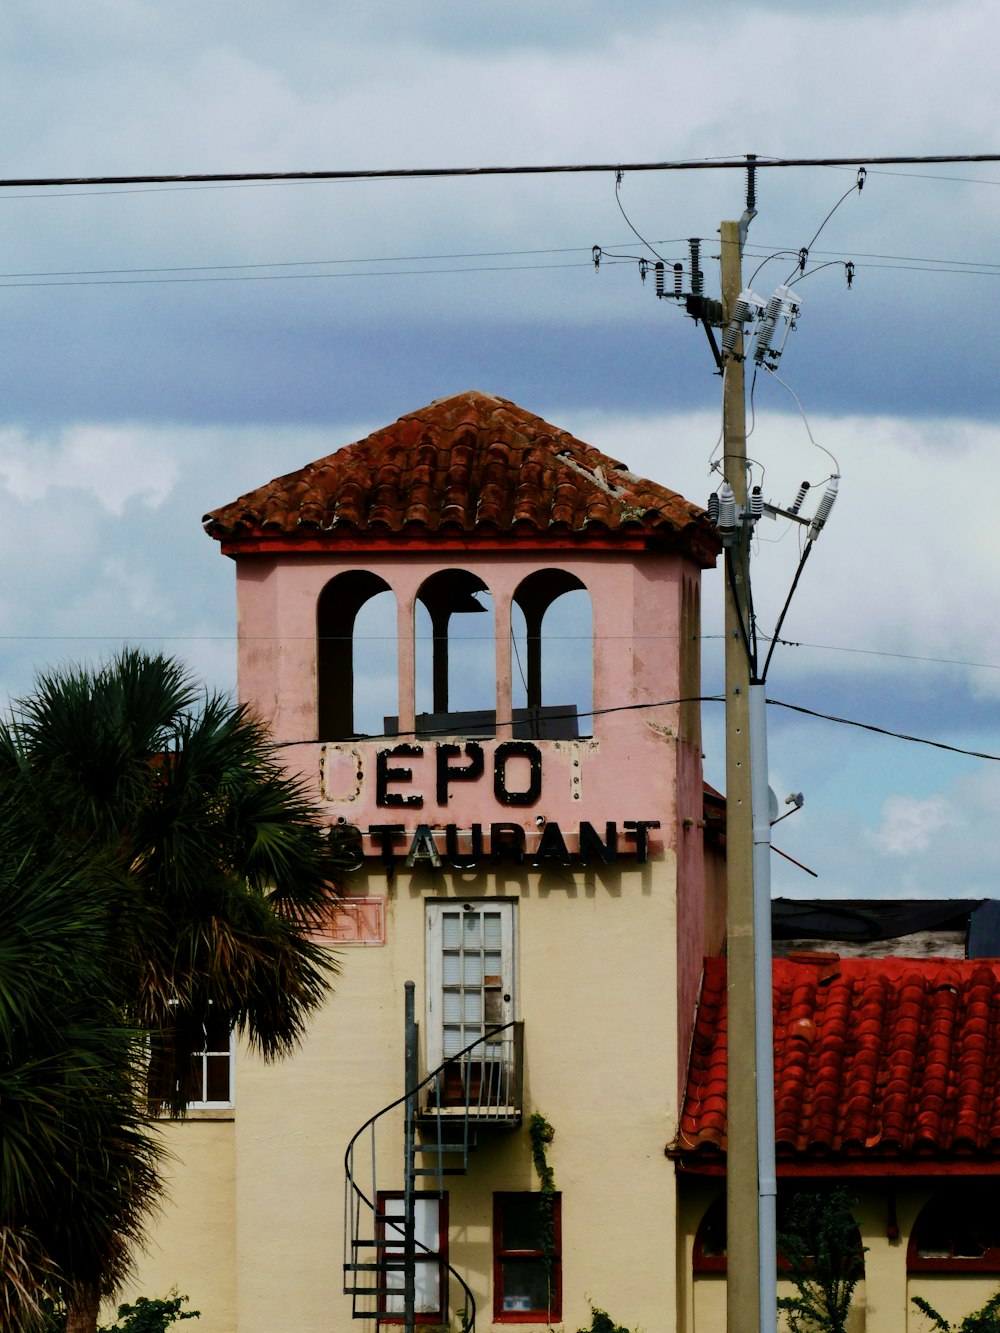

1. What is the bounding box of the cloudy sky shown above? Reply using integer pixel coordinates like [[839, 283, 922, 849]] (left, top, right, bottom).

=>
[[1, 0, 999, 899]]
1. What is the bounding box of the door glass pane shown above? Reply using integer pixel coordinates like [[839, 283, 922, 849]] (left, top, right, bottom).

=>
[[484, 913, 502, 948], [463, 914, 481, 947], [463, 953, 483, 984], [443, 914, 461, 948]]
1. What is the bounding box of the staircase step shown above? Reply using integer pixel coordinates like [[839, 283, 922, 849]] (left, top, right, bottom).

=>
[[344, 1261, 406, 1273], [412, 1165, 468, 1176]]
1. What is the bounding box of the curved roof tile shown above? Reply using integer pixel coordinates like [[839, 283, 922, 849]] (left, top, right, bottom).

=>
[[679, 956, 1000, 1162], [203, 390, 718, 563]]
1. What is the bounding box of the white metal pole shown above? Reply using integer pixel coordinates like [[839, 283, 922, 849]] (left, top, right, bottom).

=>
[[750, 682, 777, 1333]]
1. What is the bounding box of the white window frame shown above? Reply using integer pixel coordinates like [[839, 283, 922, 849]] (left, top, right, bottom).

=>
[[187, 1016, 236, 1109], [377, 1192, 448, 1320], [158, 1001, 235, 1110], [424, 899, 517, 1073]]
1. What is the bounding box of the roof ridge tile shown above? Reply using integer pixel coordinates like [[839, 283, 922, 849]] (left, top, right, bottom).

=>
[[203, 390, 719, 562]]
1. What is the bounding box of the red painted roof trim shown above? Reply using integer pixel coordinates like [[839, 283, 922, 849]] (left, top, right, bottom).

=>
[[674, 1158, 1000, 1178], [216, 531, 710, 559]]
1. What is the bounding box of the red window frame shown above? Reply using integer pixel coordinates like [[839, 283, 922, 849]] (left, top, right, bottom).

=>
[[693, 1191, 864, 1277], [375, 1191, 449, 1324], [493, 1192, 562, 1324], [908, 1190, 1000, 1273], [692, 1194, 727, 1274]]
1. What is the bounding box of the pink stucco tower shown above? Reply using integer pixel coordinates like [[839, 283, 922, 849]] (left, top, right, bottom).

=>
[[204, 389, 720, 1079]]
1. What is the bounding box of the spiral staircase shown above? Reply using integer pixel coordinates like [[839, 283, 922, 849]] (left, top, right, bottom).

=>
[[344, 983, 523, 1331]]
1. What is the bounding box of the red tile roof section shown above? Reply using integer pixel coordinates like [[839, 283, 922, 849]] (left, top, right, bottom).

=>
[[679, 955, 1000, 1161], [203, 390, 718, 563]]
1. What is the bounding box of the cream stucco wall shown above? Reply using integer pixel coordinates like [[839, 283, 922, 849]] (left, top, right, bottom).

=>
[[119, 1118, 236, 1332], [227, 848, 681, 1333], [678, 1177, 1000, 1333]]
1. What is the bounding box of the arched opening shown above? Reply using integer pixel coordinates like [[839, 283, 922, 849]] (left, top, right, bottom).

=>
[[908, 1188, 1000, 1272], [415, 570, 495, 739], [692, 1189, 866, 1277], [317, 572, 397, 740], [511, 570, 592, 739]]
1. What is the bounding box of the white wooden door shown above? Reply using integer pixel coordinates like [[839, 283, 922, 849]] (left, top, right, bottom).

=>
[[425, 900, 516, 1071]]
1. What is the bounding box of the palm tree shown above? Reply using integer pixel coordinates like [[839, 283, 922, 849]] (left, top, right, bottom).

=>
[[0, 838, 160, 1333], [0, 650, 348, 1330]]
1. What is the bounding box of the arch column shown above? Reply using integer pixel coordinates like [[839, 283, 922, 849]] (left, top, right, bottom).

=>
[[397, 591, 416, 737], [494, 587, 513, 736]]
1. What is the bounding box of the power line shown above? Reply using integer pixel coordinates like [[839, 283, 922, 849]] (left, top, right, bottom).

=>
[[766, 697, 1000, 763], [0, 243, 612, 280], [3, 629, 1000, 676], [5, 153, 1000, 193], [0, 259, 592, 290], [3, 249, 998, 293], [268, 691, 1000, 763]]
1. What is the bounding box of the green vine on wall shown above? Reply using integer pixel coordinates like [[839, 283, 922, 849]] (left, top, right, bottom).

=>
[[528, 1111, 557, 1272]]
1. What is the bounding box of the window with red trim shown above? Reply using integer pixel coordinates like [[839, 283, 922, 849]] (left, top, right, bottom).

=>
[[493, 1193, 561, 1323], [693, 1191, 864, 1277], [909, 1190, 1000, 1273], [692, 1194, 728, 1274], [376, 1192, 449, 1322]]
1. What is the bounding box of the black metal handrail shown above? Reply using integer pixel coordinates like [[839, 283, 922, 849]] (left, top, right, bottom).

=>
[[343, 1020, 518, 1332]]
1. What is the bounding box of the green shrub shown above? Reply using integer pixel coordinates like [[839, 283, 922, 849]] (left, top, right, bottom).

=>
[[99, 1292, 199, 1333], [776, 1187, 866, 1333], [912, 1290, 1000, 1332], [576, 1306, 633, 1333]]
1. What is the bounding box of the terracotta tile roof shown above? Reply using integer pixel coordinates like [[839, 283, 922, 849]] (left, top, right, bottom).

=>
[[678, 955, 1000, 1162], [203, 390, 718, 563]]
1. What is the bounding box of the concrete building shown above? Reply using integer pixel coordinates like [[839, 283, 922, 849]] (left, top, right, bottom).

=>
[[124, 390, 1000, 1332]]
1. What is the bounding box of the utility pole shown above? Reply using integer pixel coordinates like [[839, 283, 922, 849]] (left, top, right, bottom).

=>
[[720, 217, 761, 1333], [403, 982, 417, 1333]]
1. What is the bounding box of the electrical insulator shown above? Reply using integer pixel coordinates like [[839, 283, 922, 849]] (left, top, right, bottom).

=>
[[717, 482, 736, 531], [753, 284, 802, 367], [689, 238, 703, 296], [749, 485, 763, 520], [722, 289, 765, 359], [722, 323, 741, 358], [808, 474, 840, 541], [707, 492, 720, 524], [753, 292, 784, 365], [673, 263, 683, 297], [788, 481, 810, 515], [655, 262, 664, 298]]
